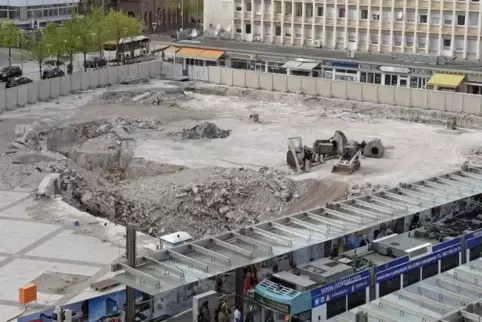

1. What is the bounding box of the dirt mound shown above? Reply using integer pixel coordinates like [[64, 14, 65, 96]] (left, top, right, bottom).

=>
[[181, 122, 231, 140]]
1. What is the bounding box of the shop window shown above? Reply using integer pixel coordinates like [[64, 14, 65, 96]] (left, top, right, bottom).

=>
[[470, 244, 482, 261], [326, 296, 346, 319], [384, 74, 398, 86], [403, 268, 420, 287], [422, 262, 438, 279], [347, 289, 366, 310], [379, 276, 400, 297], [441, 254, 459, 273]]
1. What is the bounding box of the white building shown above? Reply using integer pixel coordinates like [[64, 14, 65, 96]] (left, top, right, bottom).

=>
[[0, 0, 79, 29], [204, 0, 482, 60]]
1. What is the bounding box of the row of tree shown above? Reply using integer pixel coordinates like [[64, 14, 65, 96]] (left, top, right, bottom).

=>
[[0, 8, 142, 76]]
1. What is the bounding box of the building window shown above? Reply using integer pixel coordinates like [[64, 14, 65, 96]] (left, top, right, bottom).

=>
[[285, 2, 292, 15], [443, 38, 451, 49], [317, 6, 323, 17], [372, 13, 380, 20], [274, 1, 281, 14], [361, 9, 368, 19], [275, 26, 281, 36], [295, 3, 302, 16], [245, 2, 252, 12], [236, 5, 242, 11], [245, 23, 251, 34], [306, 4, 313, 17], [457, 14, 466, 25], [236, 27, 242, 33], [370, 35, 379, 44], [418, 39, 426, 48], [339, 8, 346, 18], [419, 14, 427, 23]]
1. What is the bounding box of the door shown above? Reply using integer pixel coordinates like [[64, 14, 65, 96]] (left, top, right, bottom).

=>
[[399, 76, 408, 87]]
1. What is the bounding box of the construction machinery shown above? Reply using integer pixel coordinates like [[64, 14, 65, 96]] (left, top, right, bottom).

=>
[[287, 131, 348, 173], [332, 143, 362, 175]]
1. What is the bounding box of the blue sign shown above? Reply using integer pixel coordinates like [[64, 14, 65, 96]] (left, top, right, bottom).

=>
[[324, 61, 359, 69], [375, 256, 409, 273], [311, 270, 370, 307], [466, 229, 482, 249], [376, 244, 461, 283], [432, 237, 461, 252]]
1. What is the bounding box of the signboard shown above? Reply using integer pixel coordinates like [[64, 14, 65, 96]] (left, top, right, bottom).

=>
[[375, 256, 409, 273], [254, 292, 290, 314], [324, 61, 359, 69], [375, 244, 461, 283], [432, 237, 461, 252], [379, 66, 411, 74], [466, 229, 482, 249], [310, 270, 370, 307]]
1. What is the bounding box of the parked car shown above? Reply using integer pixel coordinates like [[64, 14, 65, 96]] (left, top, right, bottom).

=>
[[6, 76, 33, 88], [0, 65, 22, 82], [42, 67, 65, 79], [84, 55, 107, 69]]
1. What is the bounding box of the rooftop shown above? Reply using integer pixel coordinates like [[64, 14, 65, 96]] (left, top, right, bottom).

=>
[[0, 189, 156, 321], [336, 257, 482, 321], [112, 167, 482, 296]]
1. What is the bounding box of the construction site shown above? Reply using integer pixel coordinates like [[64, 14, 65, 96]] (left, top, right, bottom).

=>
[[3, 71, 482, 320]]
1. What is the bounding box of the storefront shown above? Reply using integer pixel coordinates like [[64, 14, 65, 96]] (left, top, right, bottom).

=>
[[322, 61, 359, 82], [359, 64, 382, 85], [464, 74, 482, 95], [282, 60, 321, 77], [426, 73, 465, 92]]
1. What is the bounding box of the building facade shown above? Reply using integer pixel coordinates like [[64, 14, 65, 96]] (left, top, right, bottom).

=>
[[0, 0, 79, 30], [204, 0, 482, 60]]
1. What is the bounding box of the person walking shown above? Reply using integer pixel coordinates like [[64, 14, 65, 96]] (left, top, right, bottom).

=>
[[218, 302, 230, 322], [234, 306, 242, 322]]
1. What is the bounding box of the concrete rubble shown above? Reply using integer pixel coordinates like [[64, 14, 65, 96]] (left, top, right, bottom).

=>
[[181, 122, 231, 140]]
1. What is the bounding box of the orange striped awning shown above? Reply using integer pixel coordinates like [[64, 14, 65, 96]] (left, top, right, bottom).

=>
[[196, 49, 225, 61], [163, 46, 180, 57], [176, 47, 204, 59]]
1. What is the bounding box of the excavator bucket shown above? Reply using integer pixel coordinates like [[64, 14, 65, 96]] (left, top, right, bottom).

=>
[[331, 164, 356, 175]]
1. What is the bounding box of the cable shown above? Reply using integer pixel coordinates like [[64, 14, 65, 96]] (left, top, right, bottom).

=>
[[5, 305, 27, 322]]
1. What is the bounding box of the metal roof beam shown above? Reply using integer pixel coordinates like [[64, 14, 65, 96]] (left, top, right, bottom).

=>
[[398, 290, 455, 313], [378, 298, 438, 320], [411, 183, 452, 198], [449, 174, 482, 186], [424, 180, 466, 196], [396, 187, 438, 202], [252, 227, 293, 247], [212, 238, 253, 259], [436, 275, 482, 296], [418, 283, 473, 304], [469, 261, 482, 271], [369, 196, 409, 209], [323, 208, 365, 225], [191, 244, 232, 266], [144, 256, 185, 280], [306, 212, 351, 230], [460, 310, 482, 322], [168, 250, 210, 273], [354, 199, 395, 214], [438, 177, 479, 191], [270, 222, 311, 242], [383, 191, 422, 205], [289, 217, 337, 236], [339, 204, 386, 220], [232, 232, 273, 254], [119, 263, 162, 290], [461, 171, 482, 181], [362, 306, 399, 322], [454, 268, 482, 283]]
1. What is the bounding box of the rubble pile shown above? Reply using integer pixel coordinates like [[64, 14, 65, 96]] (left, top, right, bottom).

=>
[[181, 122, 231, 140], [345, 182, 389, 199], [100, 88, 190, 106], [61, 166, 303, 239]]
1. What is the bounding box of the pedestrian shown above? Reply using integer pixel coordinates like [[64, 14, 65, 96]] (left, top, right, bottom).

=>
[[218, 302, 229, 322], [244, 305, 254, 322], [200, 301, 210, 322], [234, 306, 242, 322]]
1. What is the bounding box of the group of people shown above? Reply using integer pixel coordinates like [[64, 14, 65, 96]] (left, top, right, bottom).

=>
[[198, 300, 254, 322]]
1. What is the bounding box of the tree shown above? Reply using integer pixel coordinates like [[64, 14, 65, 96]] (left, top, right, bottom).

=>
[[24, 35, 49, 78], [103, 10, 142, 62], [0, 20, 21, 66], [61, 13, 83, 67], [75, 17, 94, 71], [86, 6, 108, 57], [43, 22, 66, 67]]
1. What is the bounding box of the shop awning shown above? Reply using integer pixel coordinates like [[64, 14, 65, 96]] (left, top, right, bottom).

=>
[[281, 60, 303, 69], [163, 46, 179, 57], [427, 73, 465, 88], [295, 62, 320, 71], [176, 47, 204, 59], [196, 49, 225, 61]]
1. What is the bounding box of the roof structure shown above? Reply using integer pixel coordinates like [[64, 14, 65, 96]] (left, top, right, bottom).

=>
[[112, 167, 482, 296], [336, 257, 482, 322]]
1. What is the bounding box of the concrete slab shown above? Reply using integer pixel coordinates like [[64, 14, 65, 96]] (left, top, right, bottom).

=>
[[0, 190, 31, 209], [0, 220, 60, 254], [0, 304, 24, 322]]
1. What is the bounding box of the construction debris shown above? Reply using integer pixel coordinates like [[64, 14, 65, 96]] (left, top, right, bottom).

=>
[[181, 122, 231, 140], [362, 138, 385, 158], [249, 114, 260, 123], [332, 143, 362, 175]]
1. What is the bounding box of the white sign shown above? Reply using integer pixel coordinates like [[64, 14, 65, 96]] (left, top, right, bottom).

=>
[[380, 66, 411, 74]]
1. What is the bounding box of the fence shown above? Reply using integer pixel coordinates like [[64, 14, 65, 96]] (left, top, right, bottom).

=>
[[1, 60, 482, 116]]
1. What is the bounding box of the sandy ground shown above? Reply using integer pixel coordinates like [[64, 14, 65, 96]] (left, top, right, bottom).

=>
[[132, 88, 482, 188]]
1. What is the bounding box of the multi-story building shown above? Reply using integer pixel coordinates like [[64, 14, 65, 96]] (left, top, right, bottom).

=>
[[204, 0, 482, 60], [0, 0, 80, 30]]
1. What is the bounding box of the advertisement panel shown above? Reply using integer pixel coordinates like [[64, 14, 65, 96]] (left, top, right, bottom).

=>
[[466, 229, 482, 249], [375, 243, 461, 283], [310, 270, 370, 307], [18, 301, 88, 322]]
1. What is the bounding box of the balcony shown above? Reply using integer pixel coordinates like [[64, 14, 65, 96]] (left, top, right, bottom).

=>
[[456, 2, 468, 9], [244, 11, 252, 19], [430, 25, 440, 33], [395, 0, 404, 6], [419, 0, 429, 7], [405, 23, 415, 31], [234, 11, 242, 19], [454, 25, 465, 34], [359, 20, 368, 27], [442, 25, 452, 34], [417, 24, 428, 32], [326, 17, 335, 25], [382, 0, 393, 7], [314, 16, 323, 24], [469, 2, 480, 10], [468, 27, 479, 35], [347, 19, 357, 27], [406, 0, 416, 7], [273, 14, 281, 21], [370, 20, 381, 28], [431, 1, 441, 9], [443, 2, 453, 9], [393, 21, 403, 30], [294, 16, 303, 23]]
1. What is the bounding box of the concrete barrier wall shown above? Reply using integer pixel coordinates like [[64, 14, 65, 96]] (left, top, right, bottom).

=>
[[2, 61, 482, 117]]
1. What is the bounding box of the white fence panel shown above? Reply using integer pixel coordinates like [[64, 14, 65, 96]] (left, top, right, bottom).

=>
[[138, 62, 149, 78], [50, 77, 61, 98], [0, 89, 5, 113], [189, 66, 208, 81], [118, 65, 129, 80], [38, 79, 50, 100], [27, 81, 39, 103], [60, 75, 71, 95], [71, 72, 81, 92], [162, 63, 182, 77], [89, 69, 99, 88], [6, 87, 18, 110], [107, 66, 119, 84], [17, 84, 28, 106], [80, 72, 90, 90], [98, 68, 108, 86], [128, 64, 139, 78], [148, 61, 161, 78]]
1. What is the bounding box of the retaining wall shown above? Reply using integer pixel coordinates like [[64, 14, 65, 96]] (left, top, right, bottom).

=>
[[1, 60, 482, 117]]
